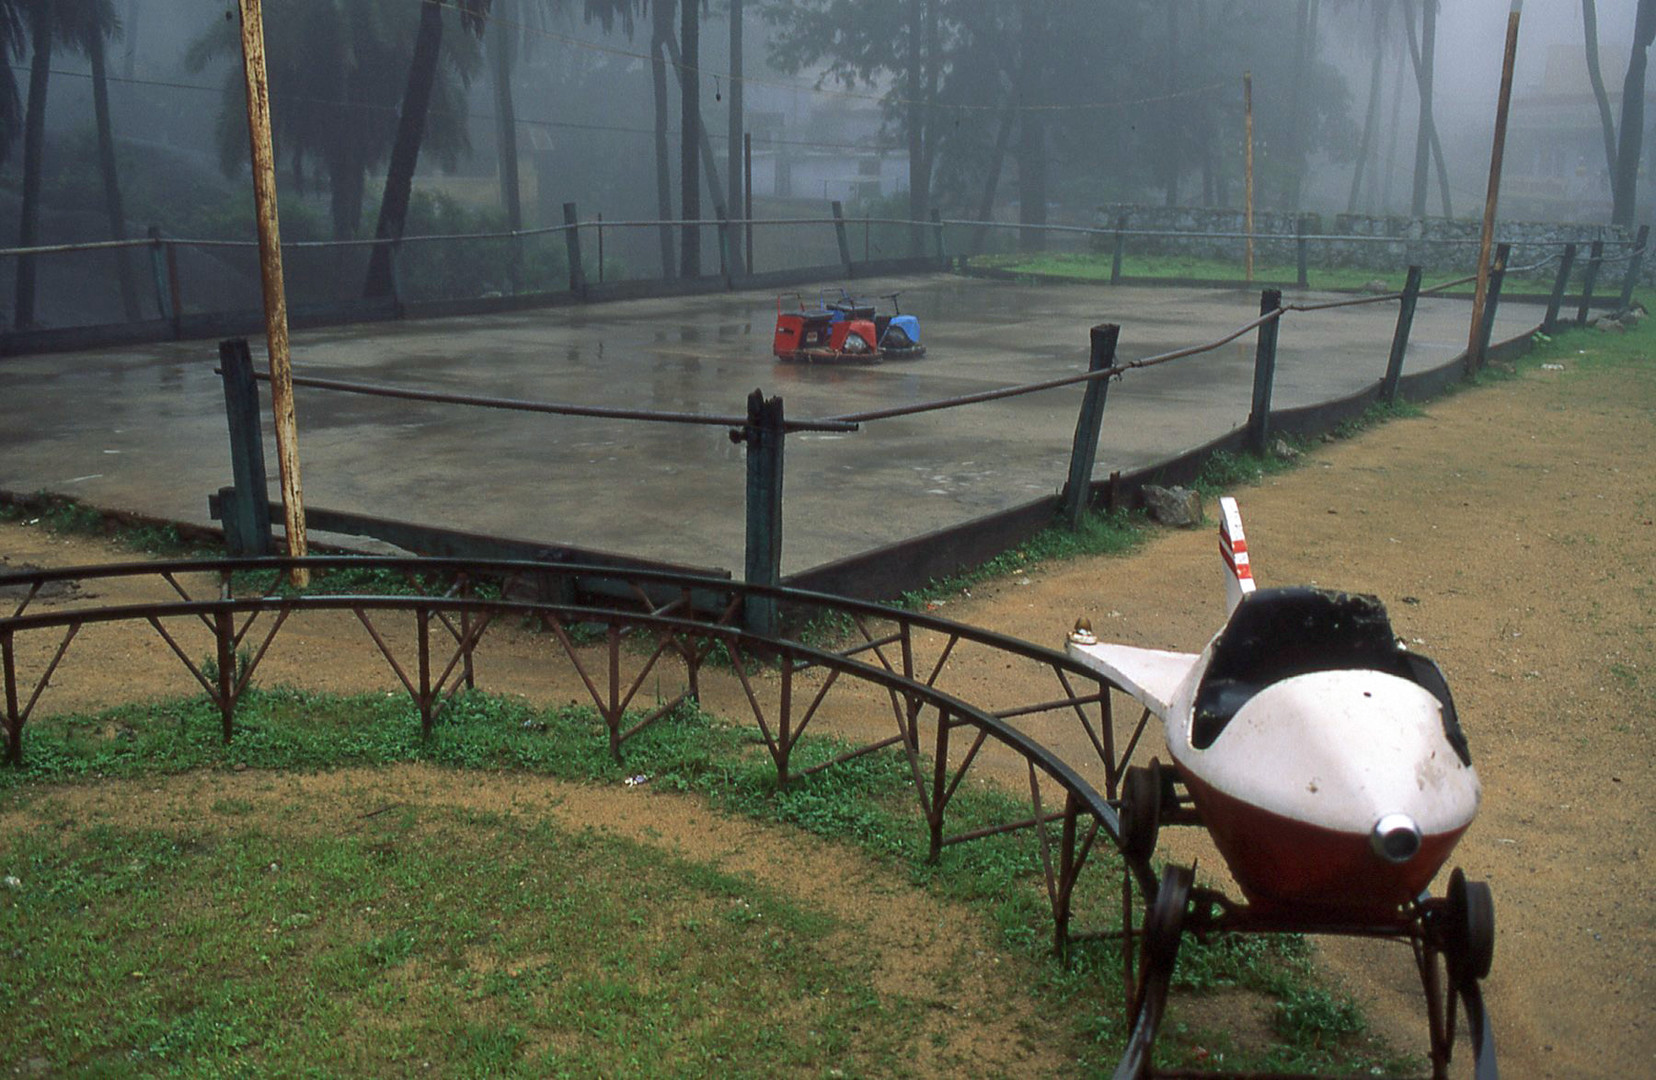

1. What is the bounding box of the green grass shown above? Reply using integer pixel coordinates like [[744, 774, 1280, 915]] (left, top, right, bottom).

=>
[[0, 688, 1409, 1076], [897, 507, 1147, 609], [0, 494, 200, 558], [964, 251, 1564, 297]]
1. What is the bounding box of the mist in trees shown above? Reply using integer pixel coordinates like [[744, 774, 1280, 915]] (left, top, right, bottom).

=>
[[1, 0, 1650, 328]]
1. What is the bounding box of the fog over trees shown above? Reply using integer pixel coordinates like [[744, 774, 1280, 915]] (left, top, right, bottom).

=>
[[0, 0, 1649, 316]]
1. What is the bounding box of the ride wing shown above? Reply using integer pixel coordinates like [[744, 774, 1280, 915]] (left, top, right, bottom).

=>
[[1065, 640, 1200, 719]]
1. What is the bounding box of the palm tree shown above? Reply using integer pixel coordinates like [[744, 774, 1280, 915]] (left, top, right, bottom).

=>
[[1612, 0, 1656, 226], [364, 0, 492, 299], [0, 1, 25, 169], [85, 11, 138, 319], [12, 0, 117, 329], [1582, 0, 1619, 192]]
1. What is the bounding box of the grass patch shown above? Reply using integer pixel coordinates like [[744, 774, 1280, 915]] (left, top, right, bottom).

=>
[[897, 507, 1146, 610], [0, 802, 905, 1076], [1, 688, 1408, 1076], [964, 251, 1558, 297], [0, 493, 200, 558]]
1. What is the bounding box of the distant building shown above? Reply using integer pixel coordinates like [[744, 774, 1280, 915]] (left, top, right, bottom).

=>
[[745, 106, 909, 206], [1502, 43, 1651, 222]]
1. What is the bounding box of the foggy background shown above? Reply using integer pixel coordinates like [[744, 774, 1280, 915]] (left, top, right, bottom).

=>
[[0, 0, 1649, 328]]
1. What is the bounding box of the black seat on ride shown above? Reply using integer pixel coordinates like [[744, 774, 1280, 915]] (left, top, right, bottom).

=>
[[1190, 587, 1414, 749]]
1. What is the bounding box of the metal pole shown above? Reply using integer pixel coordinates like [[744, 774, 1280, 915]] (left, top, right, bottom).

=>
[[563, 202, 586, 298], [741, 389, 785, 636], [1060, 324, 1119, 529], [219, 338, 274, 556], [1296, 215, 1310, 288], [744, 132, 754, 275], [1543, 243, 1577, 334], [1382, 265, 1423, 404], [728, 0, 743, 262], [831, 199, 853, 278], [146, 224, 172, 323], [1476, 242, 1511, 366], [236, 0, 308, 585], [3, 630, 21, 766], [1244, 72, 1255, 283], [1111, 214, 1127, 284], [1247, 289, 1282, 455], [1578, 239, 1605, 325], [931, 208, 946, 269], [1467, 0, 1523, 373], [1616, 223, 1649, 315]]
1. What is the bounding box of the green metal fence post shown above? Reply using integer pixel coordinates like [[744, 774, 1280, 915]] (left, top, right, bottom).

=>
[[1060, 324, 1120, 529], [831, 200, 854, 279], [1110, 214, 1127, 284], [1382, 266, 1423, 404], [741, 389, 785, 636], [218, 337, 273, 556], [718, 217, 734, 290], [1577, 239, 1605, 326], [1296, 215, 1310, 288], [931, 209, 947, 270], [563, 202, 586, 299], [1474, 242, 1511, 369], [1616, 223, 1648, 315], [1543, 243, 1576, 334], [146, 225, 172, 324], [1247, 289, 1283, 456]]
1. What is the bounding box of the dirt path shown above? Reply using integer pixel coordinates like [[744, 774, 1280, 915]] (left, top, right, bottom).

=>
[[3, 347, 1652, 1077]]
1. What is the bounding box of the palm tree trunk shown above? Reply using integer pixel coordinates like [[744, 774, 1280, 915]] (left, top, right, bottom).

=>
[[727, 0, 743, 249], [1613, 0, 1656, 226], [1582, 0, 1620, 180], [970, 105, 1016, 255], [1016, 0, 1047, 251], [1162, 0, 1181, 207], [679, 0, 700, 278], [651, 3, 676, 278], [90, 30, 141, 321], [1285, 0, 1311, 210], [1407, 0, 1436, 217], [1380, 50, 1405, 213], [906, 0, 925, 254], [363, 0, 445, 299], [492, 3, 521, 231], [14, 3, 54, 330], [1347, 23, 1385, 213]]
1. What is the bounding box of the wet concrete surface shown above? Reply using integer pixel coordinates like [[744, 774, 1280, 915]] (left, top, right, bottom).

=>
[[0, 274, 1543, 575]]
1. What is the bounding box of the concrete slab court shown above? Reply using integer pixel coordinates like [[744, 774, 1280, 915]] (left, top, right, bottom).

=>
[[0, 274, 1543, 576]]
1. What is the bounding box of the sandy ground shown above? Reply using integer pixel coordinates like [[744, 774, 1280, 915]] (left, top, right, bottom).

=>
[[2, 347, 1651, 1076]]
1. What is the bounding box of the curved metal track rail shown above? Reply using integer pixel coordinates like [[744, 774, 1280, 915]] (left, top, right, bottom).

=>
[[0, 555, 1496, 1077]]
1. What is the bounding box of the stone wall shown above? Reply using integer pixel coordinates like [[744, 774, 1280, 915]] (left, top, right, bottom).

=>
[[1091, 204, 1648, 284]]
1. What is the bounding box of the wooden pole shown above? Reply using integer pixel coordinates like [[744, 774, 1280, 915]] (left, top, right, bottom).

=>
[[236, 0, 307, 584], [1467, 0, 1523, 374], [1244, 72, 1255, 283]]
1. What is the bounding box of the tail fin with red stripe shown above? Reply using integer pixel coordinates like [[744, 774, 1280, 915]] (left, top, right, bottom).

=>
[[1219, 496, 1255, 614]]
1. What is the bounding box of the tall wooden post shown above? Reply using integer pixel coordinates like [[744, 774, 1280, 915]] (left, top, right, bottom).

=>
[[1243, 73, 1255, 283], [236, 0, 307, 584], [1467, 0, 1523, 374]]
